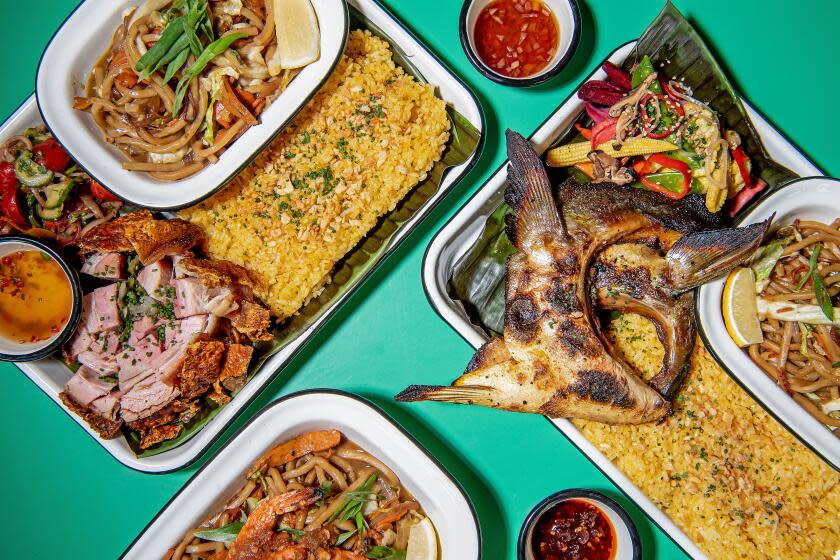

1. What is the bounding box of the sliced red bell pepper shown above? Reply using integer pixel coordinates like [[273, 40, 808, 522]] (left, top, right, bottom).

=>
[[575, 124, 592, 141], [590, 117, 618, 149], [728, 178, 767, 218], [639, 94, 685, 139], [731, 145, 752, 191], [0, 161, 18, 191], [638, 153, 692, 199]]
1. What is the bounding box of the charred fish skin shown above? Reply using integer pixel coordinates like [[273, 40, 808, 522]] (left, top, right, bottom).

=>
[[592, 235, 696, 401], [396, 130, 672, 424]]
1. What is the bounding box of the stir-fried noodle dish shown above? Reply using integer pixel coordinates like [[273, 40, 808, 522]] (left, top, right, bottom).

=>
[[167, 430, 438, 559], [748, 218, 840, 431], [74, 0, 315, 180]]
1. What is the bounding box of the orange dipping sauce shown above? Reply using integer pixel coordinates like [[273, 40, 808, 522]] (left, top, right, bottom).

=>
[[0, 250, 72, 344], [474, 0, 559, 78], [532, 499, 615, 560]]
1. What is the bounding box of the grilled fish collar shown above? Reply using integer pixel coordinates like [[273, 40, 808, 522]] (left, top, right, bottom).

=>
[[397, 131, 770, 423], [397, 130, 671, 424]]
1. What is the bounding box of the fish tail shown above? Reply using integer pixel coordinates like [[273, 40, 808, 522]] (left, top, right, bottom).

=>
[[394, 384, 499, 407], [504, 129, 564, 245], [666, 217, 772, 292]]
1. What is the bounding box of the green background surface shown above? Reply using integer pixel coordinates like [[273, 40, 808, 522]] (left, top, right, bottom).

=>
[[1, 0, 837, 558]]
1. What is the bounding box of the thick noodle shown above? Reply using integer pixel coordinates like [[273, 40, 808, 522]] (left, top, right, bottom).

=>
[[748, 220, 840, 435], [74, 0, 299, 181], [166, 431, 436, 560]]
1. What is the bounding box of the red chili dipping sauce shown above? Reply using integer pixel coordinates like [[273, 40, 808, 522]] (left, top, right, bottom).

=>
[[532, 499, 616, 560], [474, 0, 559, 78]]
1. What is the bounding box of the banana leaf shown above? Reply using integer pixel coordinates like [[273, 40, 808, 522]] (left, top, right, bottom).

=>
[[631, 1, 796, 201], [130, 9, 481, 457], [449, 1, 798, 337]]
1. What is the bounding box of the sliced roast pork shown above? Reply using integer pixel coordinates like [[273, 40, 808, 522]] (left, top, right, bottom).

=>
[[83, 284, 121, 333], [120, 375, 181, 423], [62, 211, 266, 448], [76, 331, 120, 375], [59, 367, 122, 438], [138, 258, 173, 301], [64, 366, 117, 407], [80, 252, 125, 281]]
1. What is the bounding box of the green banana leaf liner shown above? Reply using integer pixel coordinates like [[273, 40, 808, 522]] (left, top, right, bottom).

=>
[[129, 7, 481, 457], [450, 1, 797, 338]]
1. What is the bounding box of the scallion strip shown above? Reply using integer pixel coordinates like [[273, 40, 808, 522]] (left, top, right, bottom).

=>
[[813, 274, 834, 322], [163, 47, 190, 84], [134, 16, 186, 73], [171, 32, 246, 117], [796, 242, 822, 291]]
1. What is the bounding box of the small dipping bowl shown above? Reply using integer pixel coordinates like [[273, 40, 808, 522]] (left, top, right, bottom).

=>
[[0, 236, 82, 362], [459, 0, 580, 87], [518, 489, 640, 560]]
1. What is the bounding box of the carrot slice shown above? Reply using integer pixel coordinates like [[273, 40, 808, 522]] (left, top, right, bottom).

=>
[[255, 430, 342, 470]]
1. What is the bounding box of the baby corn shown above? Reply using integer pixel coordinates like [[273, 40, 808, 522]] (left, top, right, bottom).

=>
[[546, 137, 677, 167]]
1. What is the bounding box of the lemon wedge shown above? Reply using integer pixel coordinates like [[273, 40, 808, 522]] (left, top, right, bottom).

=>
[[722, 267, 764, 347], [406, 517, 438, 560], [268, 0, 320, 75]]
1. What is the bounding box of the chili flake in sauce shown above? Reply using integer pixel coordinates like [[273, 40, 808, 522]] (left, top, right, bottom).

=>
[[0, 250, 72, 343], [474, 0, 559, 78], [532, 499, 615, 560]]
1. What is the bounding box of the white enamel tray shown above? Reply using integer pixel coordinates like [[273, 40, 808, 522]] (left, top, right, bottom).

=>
[[697, 177, 840, 471], [121, 390, 481, 559], [422, 41, 823, 559], [36, 0, 349, 210], [6, 0, 484, 473]]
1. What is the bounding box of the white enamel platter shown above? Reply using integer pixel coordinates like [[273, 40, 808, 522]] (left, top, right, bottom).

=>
[[7, 0, 484, 473], [36, 0, 349, 210], [421, 41, 823, 559], [120, 391, 481, 559], [697, 177, 840, 471]]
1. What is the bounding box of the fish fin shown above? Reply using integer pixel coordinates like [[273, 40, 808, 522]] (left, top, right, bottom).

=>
[[666, 217, 772, 293], [394, 384, 499, 407], [504, 130, 564, 245]]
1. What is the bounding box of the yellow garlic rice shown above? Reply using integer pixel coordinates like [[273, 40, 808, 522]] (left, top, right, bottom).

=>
[[181, 30, 450, 319], [573, 313, 840, 559]]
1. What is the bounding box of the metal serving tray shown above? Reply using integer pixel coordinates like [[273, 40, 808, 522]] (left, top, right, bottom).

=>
[[422, 41, 822, 559], [6, 0, 484, 473]]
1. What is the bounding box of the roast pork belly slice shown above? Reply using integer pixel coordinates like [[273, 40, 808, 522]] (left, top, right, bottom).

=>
[[90, 392, 121, 421], [76, 331, 120, 375], [117, 333, 165, 390], [172, 277, 206, 318], [117, 315, 210, 392], [80, 252, 125, 281], [120, 375, 180, 423], [64, 366, 117, 407], [66, 325, 93, 362], [128, 314, 157, 346], [84, 283, 121, 333], [138, 258, 173, 301]]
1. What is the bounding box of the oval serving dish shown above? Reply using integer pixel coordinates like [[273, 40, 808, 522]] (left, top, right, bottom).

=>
[[121, 390, 481, 559], [696, 176, 840, 471], [36, 0, 349, 210], [0, 236, 83, 362], [459, 0, 580, 87]]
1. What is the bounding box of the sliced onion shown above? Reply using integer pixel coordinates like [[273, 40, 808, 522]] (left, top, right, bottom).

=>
[[80, 194, 104, 219], [80, 209, 118, 238]]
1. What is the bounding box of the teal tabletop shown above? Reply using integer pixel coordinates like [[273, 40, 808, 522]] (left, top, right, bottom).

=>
[[1, 1, 838, 558]]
